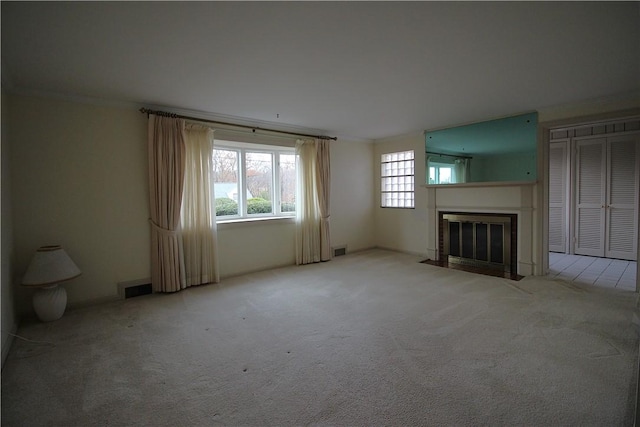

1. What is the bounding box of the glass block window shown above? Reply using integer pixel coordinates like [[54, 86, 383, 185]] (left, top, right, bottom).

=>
[[381, 150, 415, 208]]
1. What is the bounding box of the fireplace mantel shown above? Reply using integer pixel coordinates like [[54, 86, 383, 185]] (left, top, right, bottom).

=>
[[423, 182, 538, 276]]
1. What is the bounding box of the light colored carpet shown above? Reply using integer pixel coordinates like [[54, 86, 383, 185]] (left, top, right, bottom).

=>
[[2, 249, 638, 426]]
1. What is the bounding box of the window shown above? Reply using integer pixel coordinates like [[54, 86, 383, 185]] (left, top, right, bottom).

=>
[[381, 150, 414, 208], [429, 163, 453, 184], [213, 140, 296, 220]]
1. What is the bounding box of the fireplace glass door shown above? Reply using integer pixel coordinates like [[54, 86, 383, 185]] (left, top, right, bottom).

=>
[[442, 213, 513, 273]]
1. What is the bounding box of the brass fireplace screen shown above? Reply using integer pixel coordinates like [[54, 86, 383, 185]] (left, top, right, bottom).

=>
[[440, 212, 518, 274]]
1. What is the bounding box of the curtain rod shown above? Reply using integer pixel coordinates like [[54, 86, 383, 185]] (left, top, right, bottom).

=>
[[139, 108, 337, 141], [426, 150, 473, 160]]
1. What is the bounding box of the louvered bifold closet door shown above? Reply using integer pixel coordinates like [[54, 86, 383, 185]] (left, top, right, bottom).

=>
[[605, 135, 639, 260], [575, 138, 606, 257], [549, 141, 568, 253]]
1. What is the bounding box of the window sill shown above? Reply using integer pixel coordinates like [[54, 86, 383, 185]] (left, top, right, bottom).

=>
[[216, 215, 295, 228], [421, 180, 537, 189]]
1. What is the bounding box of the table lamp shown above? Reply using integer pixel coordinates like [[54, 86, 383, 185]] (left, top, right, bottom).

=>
[[22, 245, 81, 322]]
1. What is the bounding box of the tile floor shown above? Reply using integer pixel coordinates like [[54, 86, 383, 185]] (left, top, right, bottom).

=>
[[548, 252, 637, 291]]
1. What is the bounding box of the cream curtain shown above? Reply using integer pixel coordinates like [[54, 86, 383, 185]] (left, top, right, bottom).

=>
[[295, 139, 331, 265], [315, 139, 331, 261], [453, 158, 470, 183], [181, 125, 219, 287], [148, 115, 186, 292]]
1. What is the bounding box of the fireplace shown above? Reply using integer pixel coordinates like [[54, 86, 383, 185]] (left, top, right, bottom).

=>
[[439, 212, 518, 274]]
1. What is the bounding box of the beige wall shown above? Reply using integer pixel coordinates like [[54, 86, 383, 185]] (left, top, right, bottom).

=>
[[373, 132, 428, 256], [2, 89, 17, 365], [330, 138, 375, 253], [217, 219, 296, 278], [217, 136, 376, 277], [8, 95, 150, 313], [6, 94, 376, 315]]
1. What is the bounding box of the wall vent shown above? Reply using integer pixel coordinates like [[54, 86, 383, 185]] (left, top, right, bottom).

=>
[[118, 278, 152, 299], [124, 284, 152, 299], [333, 246, 347, 257]]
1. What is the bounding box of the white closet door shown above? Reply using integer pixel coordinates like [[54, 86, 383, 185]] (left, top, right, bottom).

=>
[[605, 135, 639, 260], [549, 141, 568, 253], [575, 138, 606, 257]]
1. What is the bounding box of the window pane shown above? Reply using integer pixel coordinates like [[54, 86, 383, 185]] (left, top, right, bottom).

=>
[[439, 167, 452, 184], [280, 154, 296, 213], [213, 149, 239, 216], [381, 150, 414, 208], [246, 152, 273, 214]]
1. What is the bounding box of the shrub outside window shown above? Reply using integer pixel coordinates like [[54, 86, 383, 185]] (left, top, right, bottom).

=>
[[213, 141, 296, 220]]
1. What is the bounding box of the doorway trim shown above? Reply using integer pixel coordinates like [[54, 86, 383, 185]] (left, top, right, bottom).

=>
[[540, 108, 640, 291]]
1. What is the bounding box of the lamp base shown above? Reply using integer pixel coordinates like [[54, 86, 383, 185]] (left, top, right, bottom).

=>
[[33, 284, 67, 322]]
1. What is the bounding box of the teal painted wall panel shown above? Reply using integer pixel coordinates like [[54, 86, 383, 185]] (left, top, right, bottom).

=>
[[425, 112, 538, 183]]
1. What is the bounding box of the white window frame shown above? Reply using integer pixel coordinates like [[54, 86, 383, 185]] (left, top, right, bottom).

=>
[[428, 161, 454, 185], [214, 139, 296, 222], [381, 150, 415, 209]]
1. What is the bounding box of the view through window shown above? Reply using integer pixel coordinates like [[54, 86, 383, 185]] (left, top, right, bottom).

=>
[[213, 141, 296, 219], [429, 163, 453, 184]]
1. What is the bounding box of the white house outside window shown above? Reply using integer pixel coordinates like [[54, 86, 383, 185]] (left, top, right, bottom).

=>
[[213, 140, 296, 220]]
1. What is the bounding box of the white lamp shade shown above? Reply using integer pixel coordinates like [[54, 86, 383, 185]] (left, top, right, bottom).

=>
[[22, 245, 81, 287]]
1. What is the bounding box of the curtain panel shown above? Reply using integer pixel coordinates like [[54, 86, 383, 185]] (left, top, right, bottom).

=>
[[181, 125, 219, 286], [295, 139, 331, 265], [453, 158, 470, 183], [315, 140, 331, 261], [148, 115, 187, 292]]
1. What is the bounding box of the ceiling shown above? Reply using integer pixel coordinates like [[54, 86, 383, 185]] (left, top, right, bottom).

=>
[[2, 2, 639, 141]]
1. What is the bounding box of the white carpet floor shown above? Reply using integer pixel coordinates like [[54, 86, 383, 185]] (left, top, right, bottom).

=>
[[2, 249, 638, 426]]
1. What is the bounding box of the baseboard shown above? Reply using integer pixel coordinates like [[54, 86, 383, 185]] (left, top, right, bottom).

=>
[[374, 245, 429, 258], [66, 295, 121, 311], [340, 246, 376, 255], [518, 261, 534, 276], [1, 321, 18, 369], [219, 261, 297, 281], [635, 341, 640, 427], [218, 247, 381, 280]]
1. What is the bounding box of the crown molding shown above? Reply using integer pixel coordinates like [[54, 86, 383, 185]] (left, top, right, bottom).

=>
[[538, 90, 640, 122], [5, 86, 142, 111], [330, 133, 373, 144], [142, 102, 331, 138], [373, 130, 425, 144], [4, 86, 356, 140]]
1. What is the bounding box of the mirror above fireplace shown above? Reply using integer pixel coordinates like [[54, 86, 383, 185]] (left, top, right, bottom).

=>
[[425, 112, 538, 185]]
